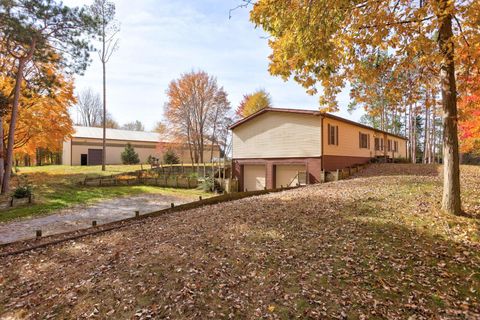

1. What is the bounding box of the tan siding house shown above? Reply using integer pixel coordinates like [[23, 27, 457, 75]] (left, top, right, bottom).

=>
[[62, 126, 219, 166], [230, 108, 408, 191], [233, 112, 321, 158]]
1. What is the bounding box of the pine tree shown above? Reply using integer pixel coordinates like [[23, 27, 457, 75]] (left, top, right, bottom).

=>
[[121, 143, 140, 164], [163, 149, 180, 165]]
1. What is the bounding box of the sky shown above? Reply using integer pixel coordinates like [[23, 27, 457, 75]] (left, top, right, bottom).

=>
[[64, 0, 362, 131]]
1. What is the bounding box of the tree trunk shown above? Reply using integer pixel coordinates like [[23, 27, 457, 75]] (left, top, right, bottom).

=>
[[101, 19, 107, 171], [2, 58, 26, 194], [431, 91, 437, 164], [423, 95, 430, 164], [437, 3, 461, 215], [412, 106, 417, 164], [0, 117, 4, 188], [102, 60, 107, 171]]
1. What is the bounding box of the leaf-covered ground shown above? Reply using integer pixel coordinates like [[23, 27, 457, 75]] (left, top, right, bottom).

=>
[[0, 164, 479, 319]]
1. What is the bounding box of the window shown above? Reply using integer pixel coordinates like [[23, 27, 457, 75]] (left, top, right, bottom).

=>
[[387, 139, 392, 152], [359, 132, 370, 149], [394, 141, 399, 152], [327, 124, 338, 145]]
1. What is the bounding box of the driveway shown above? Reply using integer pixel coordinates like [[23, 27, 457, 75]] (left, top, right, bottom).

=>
[[0, 193, 194, 244]]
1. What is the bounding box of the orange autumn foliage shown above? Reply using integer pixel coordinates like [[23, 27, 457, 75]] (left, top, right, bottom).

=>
[[0, 73, 75, 158], [459, 74, 480, 154]]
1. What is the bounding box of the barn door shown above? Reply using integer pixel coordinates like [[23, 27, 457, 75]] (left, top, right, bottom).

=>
[[88, 149, 103, 166]]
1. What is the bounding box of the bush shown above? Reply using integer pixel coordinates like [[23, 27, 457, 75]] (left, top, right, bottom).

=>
[[163, 149, 180, 164], [393, 157, 410, 164], [13, 185, 32, 199], [13, 175, 32, 199], [121, 143, 140, 164], [147, 155, 159, 165], [198, 177, 222, 193], [462, 153, 480, 165], [188, 172, 199, 179]]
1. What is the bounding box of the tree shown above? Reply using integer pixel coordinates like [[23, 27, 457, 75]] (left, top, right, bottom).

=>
[[163, 149, 180, 164], [121, 143, 139, 164], [164, 71, 231, 164], [89, 0, 120, 171], [104, 114, 119, 129], [0, 61, 75, 165], [122, 120, 145, 132], [154, 121, 167, 134], [0, 0, 96, 193], [458, 72, 480, 155], [75, 88, 102, 127], [348, 53, 407, 134], [74, 88, 119, 128], [249, 0, 480, 215], [236, 89, 271, 118]]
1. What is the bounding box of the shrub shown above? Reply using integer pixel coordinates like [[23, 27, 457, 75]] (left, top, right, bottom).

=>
[[462, 153, 480, 165], [13, 175, 33, 199], [13, 185, 32, 199], [163, 149, 180, 164], [147, 155, 159, 165], [198, 177, 222, 193], [121, 143, 140, 164], [188, 172, 199, 179], [394, 157, 410, 164]]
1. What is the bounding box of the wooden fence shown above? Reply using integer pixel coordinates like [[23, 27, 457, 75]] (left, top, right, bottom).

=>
[[320, 163, 369, 183], [84, 175, 200, 189], [81, 162, 231, 189]]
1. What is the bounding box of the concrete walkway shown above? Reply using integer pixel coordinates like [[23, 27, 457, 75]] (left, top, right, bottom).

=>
[[0, 194, 194, 244]]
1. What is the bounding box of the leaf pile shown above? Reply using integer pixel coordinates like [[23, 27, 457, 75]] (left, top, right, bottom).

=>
[[0, 164, 479, 319]]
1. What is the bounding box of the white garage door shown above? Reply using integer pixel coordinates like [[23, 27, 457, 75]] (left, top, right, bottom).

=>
[[275, 165, 306, 188], [243, 165, 266, 191]]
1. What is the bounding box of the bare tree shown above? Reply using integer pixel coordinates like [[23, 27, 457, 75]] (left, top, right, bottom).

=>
[[90, 0, 120, 171], [75, 88, 102, 127], [122, 120, 145, 132]]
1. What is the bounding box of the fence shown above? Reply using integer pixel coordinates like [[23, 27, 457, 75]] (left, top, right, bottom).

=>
[[151, 162, 230, 178], [320, 163, 369, 183], [84, 175, 200, 188], [82, 162, 231, 189]]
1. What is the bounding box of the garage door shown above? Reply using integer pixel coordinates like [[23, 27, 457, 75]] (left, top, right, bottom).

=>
[[243, 165, 266, 191], [275, 165, 306, 188], [88, 149, 103, 166]]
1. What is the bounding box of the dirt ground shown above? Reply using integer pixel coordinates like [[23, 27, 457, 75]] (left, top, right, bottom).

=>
[[0, 193, 195, 244], [0, 164, 479, 319]]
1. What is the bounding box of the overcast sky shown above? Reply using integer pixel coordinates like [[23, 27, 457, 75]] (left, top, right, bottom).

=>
[[64, 0, 362, 131]]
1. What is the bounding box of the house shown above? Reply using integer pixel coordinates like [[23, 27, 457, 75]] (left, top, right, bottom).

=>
[[230, 108, 408, 191], [62, 126, 220, 166]]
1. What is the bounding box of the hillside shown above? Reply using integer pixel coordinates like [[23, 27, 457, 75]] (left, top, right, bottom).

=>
[[0, 164, 479, 319]]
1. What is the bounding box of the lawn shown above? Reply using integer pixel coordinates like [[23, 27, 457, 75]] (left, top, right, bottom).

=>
[[0, 165, 210, 223], [0, 164, 479, 319]]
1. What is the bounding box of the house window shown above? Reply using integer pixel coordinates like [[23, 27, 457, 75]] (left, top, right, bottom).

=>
[[387, 139, 392, 152], [327, 124, 338, 145], [394, 141, 399, 152], [359, 132, 370, 149]]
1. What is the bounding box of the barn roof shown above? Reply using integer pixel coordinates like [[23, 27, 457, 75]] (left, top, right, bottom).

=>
[[72, 126, 163, 143]]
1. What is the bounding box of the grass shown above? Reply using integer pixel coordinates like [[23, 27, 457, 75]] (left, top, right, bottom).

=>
[[0, 165, 211, 223], [0, 164, 479, 319]]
